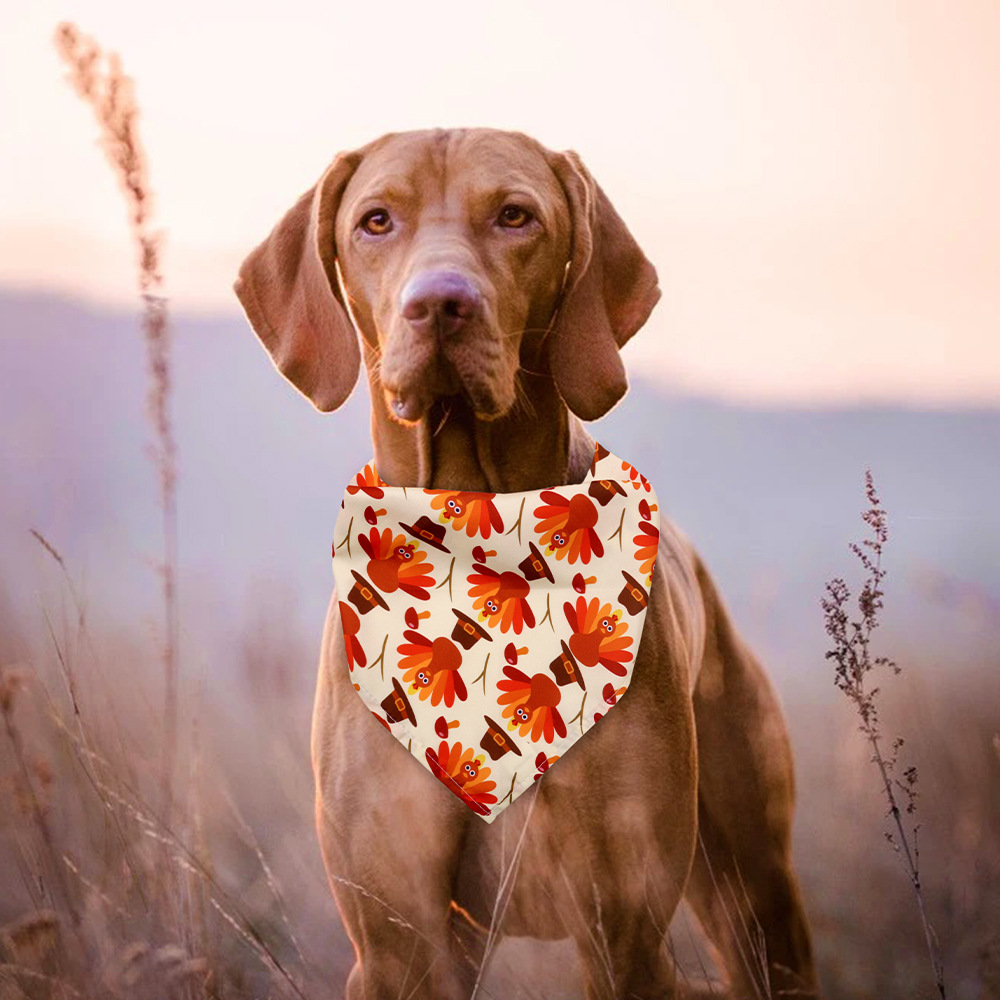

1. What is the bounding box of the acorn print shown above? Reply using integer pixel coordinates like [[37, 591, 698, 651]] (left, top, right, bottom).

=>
[[426, 490, 504, 538], [396, 630, 468, 706], [562, 596, 634, 676], [496, 665, 567, 743], [405, 607, 431, 629], [504, 642, 529, 665], [364, 505, 386, 525], [533, 491, 604, 564], [533, 751, 560, 781], [434, 716, 460, 739]]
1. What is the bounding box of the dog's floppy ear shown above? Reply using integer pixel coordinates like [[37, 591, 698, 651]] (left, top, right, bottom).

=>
[[233, 150, 366, 412], [543, 149, 661, 421]]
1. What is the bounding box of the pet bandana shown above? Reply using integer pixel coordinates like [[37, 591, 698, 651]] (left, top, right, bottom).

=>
[[331, 442, 660, 822]]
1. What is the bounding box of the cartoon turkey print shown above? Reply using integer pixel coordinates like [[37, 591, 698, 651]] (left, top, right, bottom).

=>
[[346, 464, 387, 498], [466, 563, 535, 633], [633, 521, 660, 587], [358, 527, 436, 600], [496, 665, 567, 743], [426, 490, 504, 539], [339, 601, 366, 671], [621, 459, 652, 492], [424, 741, 497, 815], [532, 490, 604, 564], [562, 596, 634, 677], [396, 630, 468, 707]]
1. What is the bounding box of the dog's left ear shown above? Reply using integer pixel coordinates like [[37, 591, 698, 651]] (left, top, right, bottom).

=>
[[233, 148, 369, 412], [543, 149, 662, 421]]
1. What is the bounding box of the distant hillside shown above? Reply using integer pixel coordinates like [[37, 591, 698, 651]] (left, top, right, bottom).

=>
[[2, 288, 997, 699]]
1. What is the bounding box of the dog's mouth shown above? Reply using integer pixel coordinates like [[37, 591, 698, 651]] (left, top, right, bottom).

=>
[[386, 382, 504, 426], [383, 351, 511, 426]]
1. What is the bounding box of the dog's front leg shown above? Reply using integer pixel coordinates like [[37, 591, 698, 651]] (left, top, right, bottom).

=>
[[312, 592, 478, 999]]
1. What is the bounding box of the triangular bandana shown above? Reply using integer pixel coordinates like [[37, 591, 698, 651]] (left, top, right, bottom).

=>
[[331, 442, 660, 821]]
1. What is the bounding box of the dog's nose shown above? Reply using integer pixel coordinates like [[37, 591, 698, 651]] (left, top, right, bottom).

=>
[[400, 270, 482, 337]]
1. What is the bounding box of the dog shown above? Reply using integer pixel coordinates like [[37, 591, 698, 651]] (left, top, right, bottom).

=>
[[234, 127, 816, 1000]]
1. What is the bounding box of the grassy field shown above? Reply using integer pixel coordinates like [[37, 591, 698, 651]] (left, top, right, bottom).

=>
[[1, 575, 998, 999]]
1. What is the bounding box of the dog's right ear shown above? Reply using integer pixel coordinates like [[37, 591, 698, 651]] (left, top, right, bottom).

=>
[[233, 150, 366, 412]]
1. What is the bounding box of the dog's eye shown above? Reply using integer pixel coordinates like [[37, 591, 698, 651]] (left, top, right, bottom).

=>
[[497, 204, 532, 229], [360, 209, 393, 235]]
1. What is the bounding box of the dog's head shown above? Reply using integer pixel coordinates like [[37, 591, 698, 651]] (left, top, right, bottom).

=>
[[234, 128, 660, 424]]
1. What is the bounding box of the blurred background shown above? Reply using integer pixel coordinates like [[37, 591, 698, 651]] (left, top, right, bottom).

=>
[[1, 2, 998, 998]]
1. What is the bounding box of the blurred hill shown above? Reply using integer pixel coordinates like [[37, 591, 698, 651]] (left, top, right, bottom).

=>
[[1, 287, 997, 701]]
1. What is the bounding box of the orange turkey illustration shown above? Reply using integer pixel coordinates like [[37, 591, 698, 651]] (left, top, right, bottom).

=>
[[339, 601, 366, 671], [396, 630, 468, 707], [621, 459, 652, 492], [346, 463, 387, 499], [425, 741, 497, 815], [496, 665, 567, 743], [466, 563, 535, 633], [633, 520, 659, 586], [357, 527, 435, 600], [532, 490, 604, 564], [426, 490, 504, 538], [562, 596, 634, 677]]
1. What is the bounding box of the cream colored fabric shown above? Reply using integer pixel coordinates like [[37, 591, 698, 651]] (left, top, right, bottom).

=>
[[331, 441, 660, 821]]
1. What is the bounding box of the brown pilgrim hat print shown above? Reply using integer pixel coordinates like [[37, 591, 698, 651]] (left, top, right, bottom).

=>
[[348, 570, 390, 615], [588, 478, 627, 506], [619, 570, 649, 615], [381, 677, 417, 725], [589, 442, 610, 475], [399, 515, 451, 552], [480, 715, 523, 761], [451, 609, 493, 649], [518, 541, 554, 583], [548, 639, 586, 689]]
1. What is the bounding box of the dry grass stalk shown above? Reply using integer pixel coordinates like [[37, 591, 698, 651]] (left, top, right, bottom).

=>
[[821, 468, 947, 999], [52, 21, 180, 824]]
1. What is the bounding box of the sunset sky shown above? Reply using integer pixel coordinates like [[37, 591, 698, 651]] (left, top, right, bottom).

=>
[[2, 1, 999, 405]]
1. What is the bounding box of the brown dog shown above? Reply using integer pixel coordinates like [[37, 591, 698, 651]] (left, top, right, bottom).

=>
[[234, 128, 816, 999]]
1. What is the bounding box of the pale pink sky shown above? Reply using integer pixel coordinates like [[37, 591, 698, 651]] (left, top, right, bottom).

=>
[[2, 1, 999, 405]]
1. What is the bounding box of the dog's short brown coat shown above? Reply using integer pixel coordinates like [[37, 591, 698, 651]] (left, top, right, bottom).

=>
[[234, 128, 816, 999]]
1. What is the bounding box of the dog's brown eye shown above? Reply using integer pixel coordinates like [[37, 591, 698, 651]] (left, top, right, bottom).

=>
[[498, 204, 532, 228], [360, 209, 392, 235]]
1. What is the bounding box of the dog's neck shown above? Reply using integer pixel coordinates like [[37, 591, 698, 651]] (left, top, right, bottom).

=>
[[364, 363, 595, 492]]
